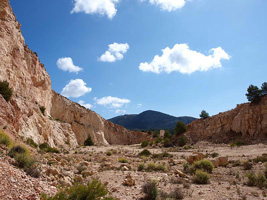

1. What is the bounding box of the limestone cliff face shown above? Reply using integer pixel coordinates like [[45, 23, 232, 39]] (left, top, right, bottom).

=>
[[185, 96, 267, 143], [0, 0, 149, 147]]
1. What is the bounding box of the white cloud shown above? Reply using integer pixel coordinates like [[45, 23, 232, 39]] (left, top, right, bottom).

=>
[[137, 104, 142, 107], [78, 100, 93, 109], [99, 43, 129, 62], [71, 0, 120, 19], [141, 0, 186, 11], [96, 96, 130, 108], [139, 44, 230, 74], [56, 57, 83, 73], [115, 109, 126, 114], [61, 79, 92, 98]]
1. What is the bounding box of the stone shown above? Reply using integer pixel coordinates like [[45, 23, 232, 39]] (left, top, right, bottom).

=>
[[209, 159, 219, 168], [187, 153, 205, 164], [217, 157, 228, 167], [123, 174, 135, 186]]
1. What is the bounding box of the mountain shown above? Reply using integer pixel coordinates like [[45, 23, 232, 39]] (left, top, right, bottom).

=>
[[108, 110, 196, 131], [0, 0, 149, 147]]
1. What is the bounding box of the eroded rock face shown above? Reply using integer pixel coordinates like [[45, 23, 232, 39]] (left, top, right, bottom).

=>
[[0, 0, 149, 147], [185, 96, 267, 143]]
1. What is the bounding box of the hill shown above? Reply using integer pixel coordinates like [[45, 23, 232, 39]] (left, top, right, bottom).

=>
[[109, 110, 196, 131]]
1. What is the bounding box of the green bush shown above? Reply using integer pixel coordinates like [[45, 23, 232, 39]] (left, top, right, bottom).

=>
[[193, 170, 210, 184], [141, 140, 149, 148], [142, 180, 158, 200], [8, 145, 28, 158], [155, 164, 166, 172], [26, 138, 38, 148], [243, 161, 253, 170], [164, 130, 172, 140], [175, 121, 187, 136], [0, 131, 12, 148], [155, 137, 163, 144], [178, 135, 187, 147], [118, 158, 128, 163], [163, 138, 172, 148], [84, 135, 94, 146], [139, 149, 152, 157], [0, 81, 13, 102], [138, 163, 145, 171], [199, 110, 210, 119], [230, 140, 243, 147], [211, 152, 219, 158], [42, 179, 117, 200], [106, 151, 112, 156], [147, 162, 156, 171], [247, 172, 266, 189], [14, 153, 35, 169], [39, 143, 60, 153], [253, 154, 267, 163], [39, 106, 46, 115], [193, 160, 214, 173]]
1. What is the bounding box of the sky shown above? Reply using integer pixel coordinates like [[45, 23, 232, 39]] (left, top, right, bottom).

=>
[[10, 0, 267, 119]]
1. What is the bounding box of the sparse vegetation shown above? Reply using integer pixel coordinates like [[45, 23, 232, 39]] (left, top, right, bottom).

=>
[[39, 143, 60, 153], [243, 161, 253, 170], [163, 138, 172, 147], [0, 81, 13, 102], [8, 145, 28, 158], [42, 179, 117, 200], [178, 135, 187, 147], [142, 180, 158, 200], [138, 163, 145, 171], [192, 159, 214, 173], [246, 172, 266, 189], [106, 151, 112, 156], [164, 130, 172, 140], [230, 140, 244, 147], [118, 158, 128, 163], [141, 140, 149, 148], [193, 170, 210, 184], [0, 131, 12, 148], [146, 162, 166, 172], [26, 138, 38, 148], [139, 149, 152, 157], [253, 153, 267, 163], [211, 152, 219, 158], [84, 135, 94, 146]]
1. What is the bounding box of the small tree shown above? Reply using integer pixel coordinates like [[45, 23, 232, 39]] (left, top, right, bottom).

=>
[[246, 85, 261, 102], [0, 81, 13, 102], [84, 135, 94, 146], [174, 121, 187, 136], [199, 110, 210, 119], [261, 82, 267, 96], [164, 130, 172, 140]]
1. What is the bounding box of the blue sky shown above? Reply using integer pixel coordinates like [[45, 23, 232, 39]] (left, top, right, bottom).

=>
[[10, 0, 267, 119]]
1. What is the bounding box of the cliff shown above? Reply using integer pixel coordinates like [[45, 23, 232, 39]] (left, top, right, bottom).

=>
[[0, 0, 149, 148], [185, 96, 267, 143]]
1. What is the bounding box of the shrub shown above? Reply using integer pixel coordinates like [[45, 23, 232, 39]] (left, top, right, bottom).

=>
[[243, 161, 253, 170], [39, 106, 46, 115], [169, 188, 184, 200], [141, 140, 149, 148], [230, 140, 243, 147], [175, 121, 187, 136], [193, 160, 214, 173], [178, 135, 187, 147], [164, 130, 172, 140], [163, 138, 172, 148], [39, 143, 60, 153], [118, 158, 128, 163], [106, 151, 112, 156], [155, 164, 166, 172], [26, 138, 38, 148], [265, 164, 267, 178], [138, 163, 145, 171], [261, 82, 267, 96], [0, 131, 12, 147], [199, 110, 210, 119], [253, 154, 267, 163], [155, 137, 163, 144], [42, 179, 117, 200], [193, 170, 210, 184], [142, 180, 158, 200], [246, 172, 266, 188], [211, 152, 219, 158], [8, 145, 28, 158], [84, 135, 94, 146], [14, 153, 35, 169], [183, 163, 190, 173], [147, 162, 156, 171], [0, 81, 13, 102], [139, 149, 151, 157]]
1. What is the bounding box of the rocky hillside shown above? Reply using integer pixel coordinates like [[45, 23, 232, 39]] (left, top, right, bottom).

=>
[[185, 96, 267, 143], [109, 110, 196, 131], [0, 0, 149, 148]]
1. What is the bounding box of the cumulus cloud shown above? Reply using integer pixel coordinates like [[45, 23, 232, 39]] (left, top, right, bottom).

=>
[[61, 79, 92, 98], [139, 44, 230, 74], [115, 109, 126, 114], [71, 0, 120, 19], [99, 43, 129, 62], [56, 57, 83, 73], [78, 100, 93, 109], [96, 96, 130, 108], [141, 0, 186, 11]]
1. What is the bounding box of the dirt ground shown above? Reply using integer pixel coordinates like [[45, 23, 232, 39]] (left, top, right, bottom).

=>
[[1, 142, 267, 200]]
